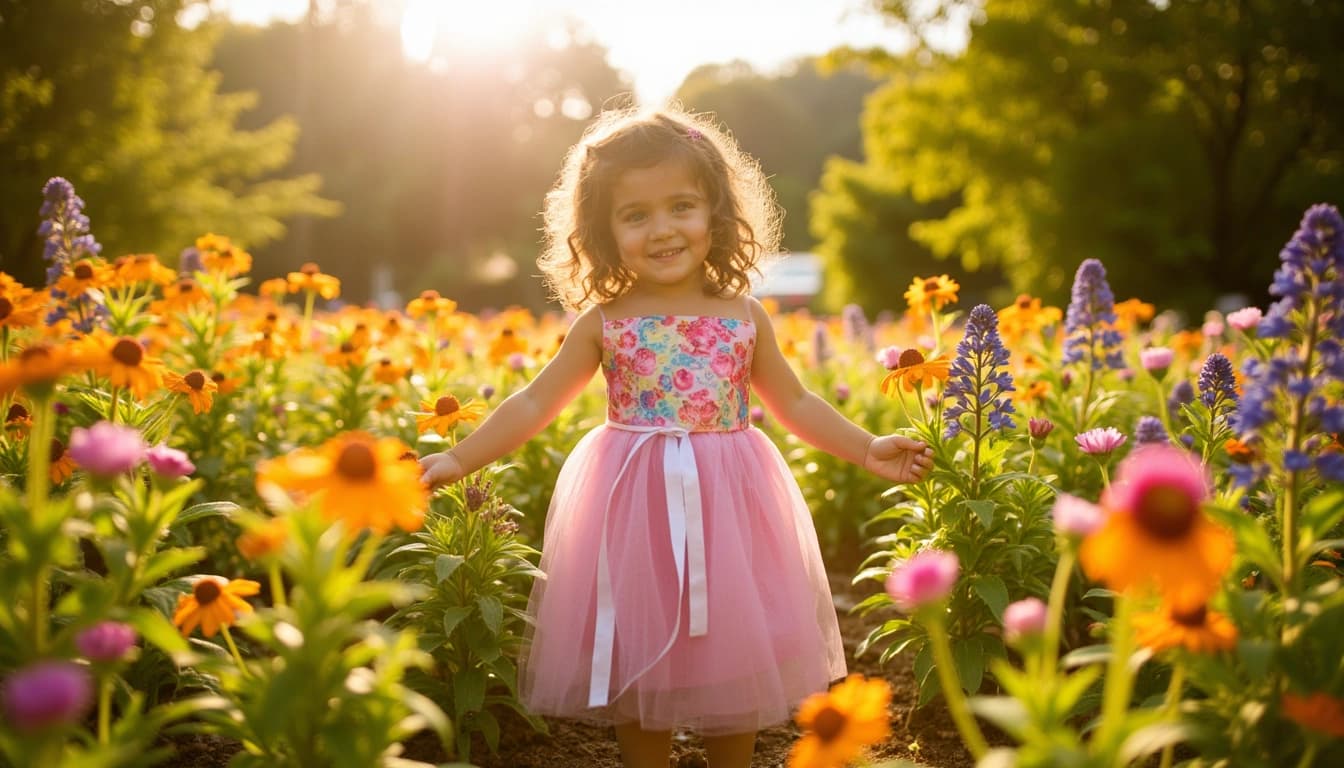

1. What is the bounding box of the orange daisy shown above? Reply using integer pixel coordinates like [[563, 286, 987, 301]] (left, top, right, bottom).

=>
[[1132, 602, 1237, 654], [164, 369, 219, 414], [788, 674, 892, 768], [5, 402, 33, 435], [286, 262, 340, 300], [373, 357, 410, 385], [54, 258, 114, 297], [197, 233, 253, 277], [111, 253, 176, 287], [903, 274, 960, 314], [1282, 691, 1344, 738], [256, 431, 427, 534], [172, 575, 260, 638], [83, 334, 166, 400], [416, 395, 488, 437], [997, 294, 1063, 344], [0, 282, 46, 331], [155, 277, 210, 314], [405, 290, 457, 319], [236, 517, 289, 562], [50, 438, 77, 485], [879, 349, 950, 395], [0, 343, 84, 397]]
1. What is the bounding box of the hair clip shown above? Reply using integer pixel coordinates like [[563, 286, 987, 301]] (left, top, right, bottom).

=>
[[686, 128, 704, 140]]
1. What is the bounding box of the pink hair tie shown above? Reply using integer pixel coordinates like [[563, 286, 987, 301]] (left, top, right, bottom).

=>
[[686, 128, 703, 140]]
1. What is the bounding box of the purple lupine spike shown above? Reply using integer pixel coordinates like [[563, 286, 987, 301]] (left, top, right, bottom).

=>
[[943, 304, 1016, 440], [1063, 259, 1124, 371]]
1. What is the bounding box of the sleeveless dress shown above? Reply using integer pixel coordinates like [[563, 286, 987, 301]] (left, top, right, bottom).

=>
[[518, 313, 846, 735]]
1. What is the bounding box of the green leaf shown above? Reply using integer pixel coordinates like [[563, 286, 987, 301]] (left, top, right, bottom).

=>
[[174, 501, 239, 528], [477, 596, 503, 636], [971, 575, 1009, 623], [127, 606, 190, 658], [1062, 644, 1111, 669], [453, 667, 486, 718], [968, 695, 1028, 738], [962, 499, 997, 528], [435, 554, 465, 583], [952, 636, 985, 693], [441, 606, 472, 638]]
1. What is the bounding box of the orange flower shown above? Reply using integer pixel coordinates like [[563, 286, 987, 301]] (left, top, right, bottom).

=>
[[0, 343, 83, 397], [236, 518, 289, 561], [4, 402, 33, 435], [788, 674, 892, 768], [54, 258, 114, 297], [286, 262, 340, 300], [257, 277, 289, 299], [256, 431, 427, 534], [172, 575, 260, 638], [111, 253, 176, 287], [1132, 602, 1237, 654], [49, 438, 77, 485], [405, 290, 457, 319], [879, 349, 950, 395], [323, 340, 365, 369], [164, 369, 219, 414], [488, 328, 528, 365], [1112, 298, 1155, 332], [997, 294, 1062, 344], [373, 357, 410, 385], [0, 281, 45, 330], [1013, 379, 1051, 405], [155, 277, 210, 314], [416, 395, 488, 437], [1282, 691, 1344, 738], [903, 274, 960, 314], [83, 334, 166, 400], [197, 233, 253, 277]]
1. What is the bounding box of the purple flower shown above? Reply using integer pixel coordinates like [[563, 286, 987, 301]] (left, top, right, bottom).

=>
[[1134, 415, 1169, 445], [1168, 379, 1195, 420], [507, 352, 527, 372], [942, 304, 1016, 440], [811, 324, 831, 367], [1197, 352, 1239, 409], [1063, 259, 1124, 370], [1, 661, 93, 730], [145, 444, 195, 478], [38, 177, 105, 332], [841, 304, 871, 347], [886, 550, 959, 613], [1139, 347, 1174, 376], [1226, 307, 1261, 332], [834, 382, 851, 404], [67, 421, 147, 476], [75, 621, 137, 662], [478, 384, 496, 400], [1202, 318, 1225, 338], [177, 246, 203, 275], [876, 345, 902, 370], [1003, 597, 1047, 643], [1052, 493, 1104, 536], [1075, 426, 1127, 456], [1028, 417, 1054, 441]]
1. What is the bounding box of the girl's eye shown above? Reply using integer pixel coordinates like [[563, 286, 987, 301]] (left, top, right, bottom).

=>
[[623, 211, 646, 223], [673, 201, 694, 212]]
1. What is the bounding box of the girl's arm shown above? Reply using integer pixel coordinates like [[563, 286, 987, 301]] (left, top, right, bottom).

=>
[[419, 307, 604, 487], [747, 297, 932, 484]]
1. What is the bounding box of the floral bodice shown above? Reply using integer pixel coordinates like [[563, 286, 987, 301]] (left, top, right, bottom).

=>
[[602, 315, 755, 432]]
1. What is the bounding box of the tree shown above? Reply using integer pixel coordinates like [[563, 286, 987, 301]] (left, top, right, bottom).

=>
[[817, 0, 1344, 313], [0, 0, 336, 287]]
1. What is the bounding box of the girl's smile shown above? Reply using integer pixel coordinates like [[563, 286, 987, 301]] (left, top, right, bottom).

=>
[[609, 160, 711, 295]]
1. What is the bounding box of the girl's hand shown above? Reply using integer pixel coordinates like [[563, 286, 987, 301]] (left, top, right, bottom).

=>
[[863, 434, 934, 483], [419, 450, 465, 488]]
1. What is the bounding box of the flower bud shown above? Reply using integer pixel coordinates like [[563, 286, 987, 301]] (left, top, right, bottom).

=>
[[885, 550, 959, 613], [1, 661, 93, 730], [1028, 417, 1054, 441], [75, 621, 137, 662], [1003, 598, 1047, 643]]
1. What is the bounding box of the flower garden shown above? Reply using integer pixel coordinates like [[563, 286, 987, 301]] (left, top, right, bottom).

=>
[[1, 177, 1341, 768]]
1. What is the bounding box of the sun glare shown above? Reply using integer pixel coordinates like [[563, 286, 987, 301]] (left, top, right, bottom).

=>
[[400, 0, 538, 63]]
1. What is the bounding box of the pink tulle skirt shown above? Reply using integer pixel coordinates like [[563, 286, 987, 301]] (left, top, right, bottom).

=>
[[518, 425, 846, 735]]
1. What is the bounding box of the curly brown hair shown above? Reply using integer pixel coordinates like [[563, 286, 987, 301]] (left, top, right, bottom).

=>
[[538, 106, 782, 310]]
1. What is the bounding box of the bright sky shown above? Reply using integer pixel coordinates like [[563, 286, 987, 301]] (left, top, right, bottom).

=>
[[213, 0, 961, 105]]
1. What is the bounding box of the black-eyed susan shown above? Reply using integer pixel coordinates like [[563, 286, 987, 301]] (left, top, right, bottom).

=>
[[84, 334, 166, 400], [286, 262, 340, 300], [257, 277, 288, 299], [1282, 691, 1344, 738], [416, 395, 487, 437], [164, 369, 219, 414], [1080, 444, 1234, 610], [54, 259, 114, 297], [997, 294, 1063, 344], [1013, 379, 1051, 405], [487, 328, 528, 365], [196, 233, 253, 277], [0, 343, 83, 397], [255, 431, 426, 534], [405, 290, 457, 319], [879, 349, 950, 395], [5, 402, 32, 435], [155, 277, 210, 314], [787, 674, 892, 768], [1132, 602, 1237, 654], [236, 517, 289, 562], [49, 438, 77, 485], [373, 357, 410, 385], [111, 253, 175, 287], [172, 575, 260, 638], [323, 340, 365, 369], [903, 274, 960, 314], [0, 282, 45, 331]]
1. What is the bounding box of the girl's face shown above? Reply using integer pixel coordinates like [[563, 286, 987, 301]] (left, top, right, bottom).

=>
[[608, 159, 711, 296]]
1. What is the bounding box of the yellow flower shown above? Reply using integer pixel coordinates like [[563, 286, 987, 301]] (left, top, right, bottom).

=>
[[50, 438, 77, 485], [164, 369, 219, 414], [0, 281, 46, 331], [405, 290, 457, 319], [997, 294, 1062, 344], [0, 343, 84, 397], [416, 395, 488, 437], [323, 340, 365, 369], [54, 258, 114, 297], [286, 262, 341, 300], [256, 431, 427, 534], [904, 274, 960, 314], [487, 327, 528, 365], [236, 517, 289, 562], [788, 674, 892, 768], [879, 349, 950, 395], [373, 357, 410, 385], [155, 277, 210, 314], [1012, 379, 1051, 405], [197, 233, 253, 276], [173, 575, 260, 638], [111, 253, 176, 287], [1133, 602, 1237, 654], [258, 277, 289, 299], [83, 334, 166, 400], [1113, 298, 1155, 332]]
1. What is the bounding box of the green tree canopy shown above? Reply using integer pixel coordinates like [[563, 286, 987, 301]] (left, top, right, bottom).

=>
[[815, 0, 1344, 314], [0, 0, 336, 286]]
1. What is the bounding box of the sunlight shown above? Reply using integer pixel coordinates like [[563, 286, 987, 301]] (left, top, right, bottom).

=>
[[400, 0, 540, 63]]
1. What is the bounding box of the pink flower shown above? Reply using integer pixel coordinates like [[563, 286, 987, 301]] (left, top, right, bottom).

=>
[[1075, 426, 1127, 456], [1003, 597, 1047, 642], [672, 368, 694, 391], [1, 661, 93, 730], [1103, 444, 1209, 533], [885, 550, 959, 613], [1028, 417, 1055, 441], [67, 421, 147, 477], [145, 444, 195, 478], [507, 352, 527, 372], [1053, 493, 1104, 536], [76, 621, 137, 662], [876, 346, 902, 370], [634, 348, 657, 376], [1226, 307, 1262, 332], [750, 406, 765, 424], [1202, 319, 1225, 337], [1139, 346, 1174, 374]]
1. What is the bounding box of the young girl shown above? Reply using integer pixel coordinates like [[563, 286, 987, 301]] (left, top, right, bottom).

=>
[[419, 107, 932, 768]]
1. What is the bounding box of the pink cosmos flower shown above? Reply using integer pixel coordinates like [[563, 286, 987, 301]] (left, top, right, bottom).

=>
[[1075, 427, 1127, 456], [886, 550, 960, 613], [1003, 597, 1048, 642], [67, 421, 147, 477], [876, 346, 902, 370], [1, 661, 93, 730], [1202, 319, 1225, 337], [1052, 493, 1104, 536], [76, 621, 138, 662], [1226, 307, 1262, 332], [1139, 346, 1174, 373], [145, 444, 195, 478]]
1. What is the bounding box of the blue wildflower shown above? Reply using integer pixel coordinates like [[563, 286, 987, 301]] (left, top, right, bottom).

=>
[[841, 303, 872, 348], [943, 304, 1016, 440], [37, 177, 106, 331], [1167, 379, 1194, 422], [1063, 259, 1124, 370], [1134, 415, 1169, 445], [178, 246, 204, 275], [1197, 353, 1239, 409]]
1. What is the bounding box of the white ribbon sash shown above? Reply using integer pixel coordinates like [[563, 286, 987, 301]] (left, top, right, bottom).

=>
[[587, 421, 708, 708]]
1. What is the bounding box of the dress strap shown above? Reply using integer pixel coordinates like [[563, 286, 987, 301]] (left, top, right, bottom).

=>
[[586, 421, 708, 708], [595, 303, 608, 323], [742, 293, 752, 319]]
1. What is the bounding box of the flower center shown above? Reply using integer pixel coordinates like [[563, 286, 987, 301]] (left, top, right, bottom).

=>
[[812, 705, 848, 743], [419, 290, 439, 302], [111, 338, 144, 366], [897, 348, 926, 368], [300, 262, 320, 276], [1170, 604, 1208, 627], [177, 278, 197, 294], [193, 579, 222, 606], [20, 345, 53, 364], [185, 370, 207, 390], [50, 438, 65, 461], [339, 341, 355, 354], [435, 396, 461, 416], [0, 296, 12, 320], [7, 403, 29, 421], [1134, 484, 1198, 540], [335, 442, 378, 480], [74, 262, 95, 280], [1015, 294, 1033, 309], [923, 278, 940, 292]]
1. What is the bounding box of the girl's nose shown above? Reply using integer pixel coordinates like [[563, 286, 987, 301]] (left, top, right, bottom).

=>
[[650, 212, 675, 239]]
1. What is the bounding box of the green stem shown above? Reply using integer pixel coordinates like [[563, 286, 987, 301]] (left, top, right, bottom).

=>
[[926, 615, 989, 759], [1158, 662, 1186, 768], [97, 674, 112, 745], [221, 625, 249, 676], [1096, 593, 1135, 754], [107, 385, 122, 423], [1296, 742, 1319, 768], [1282, 293, 1320, 599], [268, 562, 288, 610], [1042, 546, 1077, 674], [26, 394, 55, 655], [301, 289, 317, 343]]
